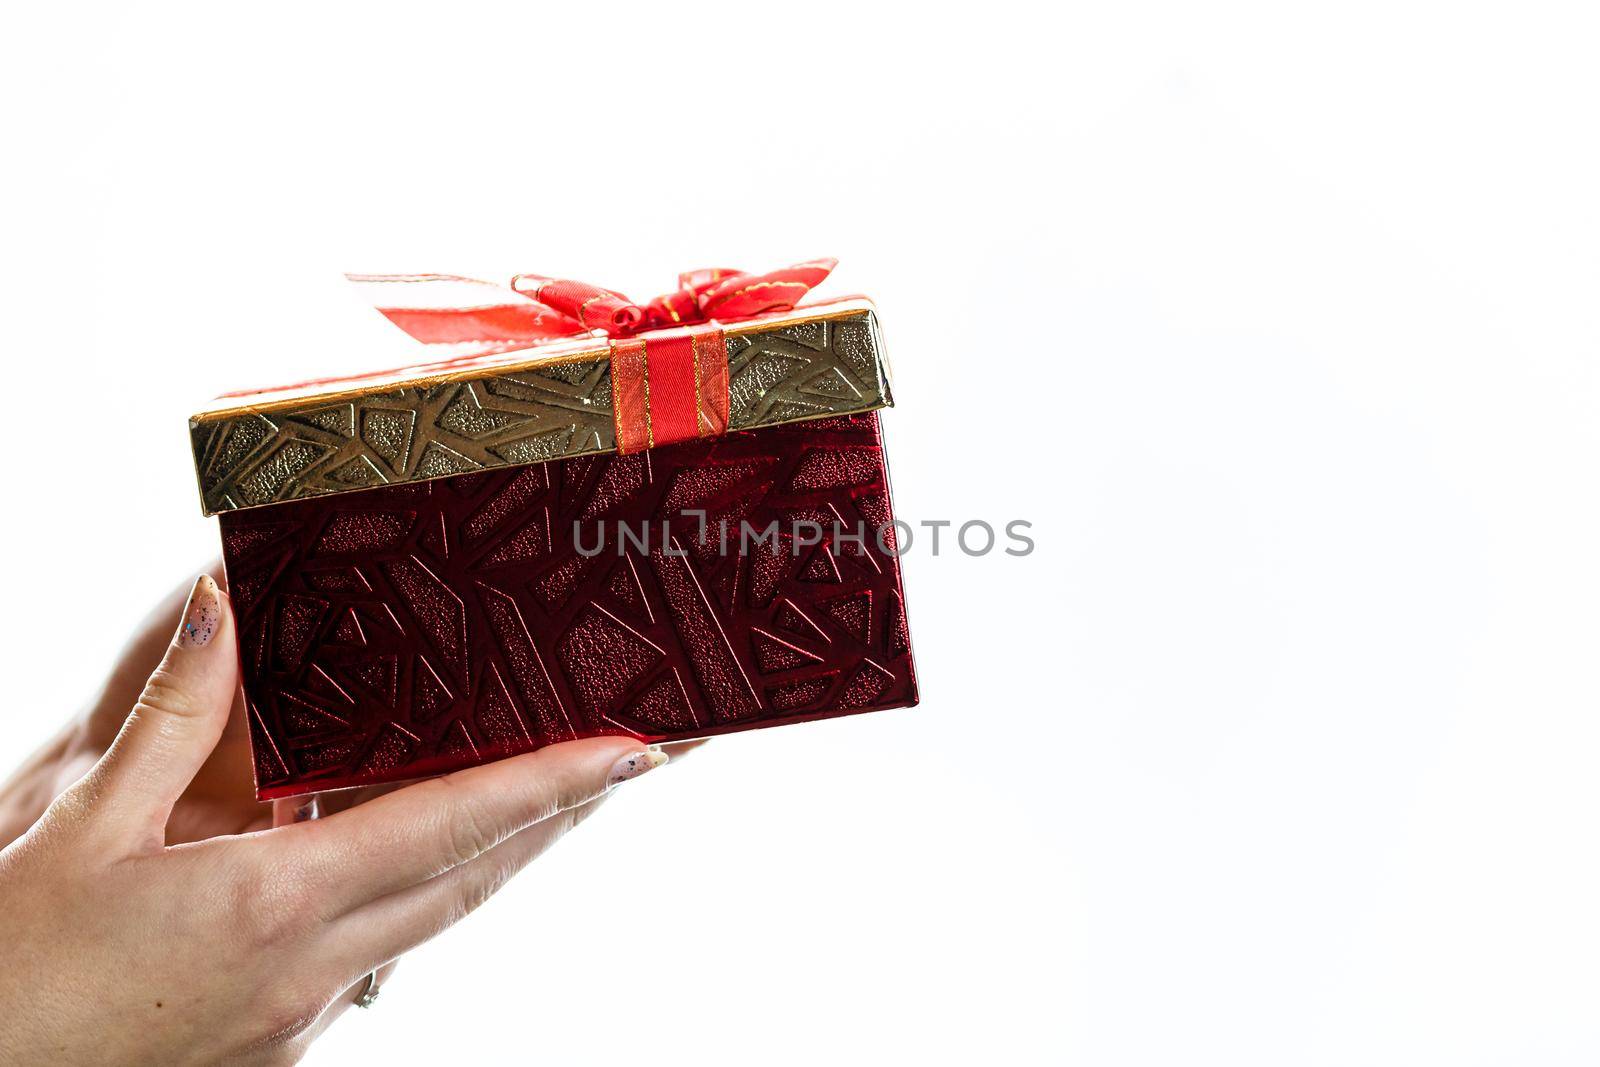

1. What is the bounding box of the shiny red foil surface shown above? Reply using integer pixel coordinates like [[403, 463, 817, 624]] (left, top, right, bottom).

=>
[[219, 413, 918, 799]]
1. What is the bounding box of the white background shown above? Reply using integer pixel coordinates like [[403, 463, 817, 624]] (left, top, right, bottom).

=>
[[4, 2, 1599, 1064]]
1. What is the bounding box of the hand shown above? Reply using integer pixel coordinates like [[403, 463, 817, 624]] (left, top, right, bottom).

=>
[[0, 575, 672, 1065]]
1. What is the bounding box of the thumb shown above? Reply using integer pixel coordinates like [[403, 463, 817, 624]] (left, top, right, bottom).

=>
[[86, 574, 238, 850]]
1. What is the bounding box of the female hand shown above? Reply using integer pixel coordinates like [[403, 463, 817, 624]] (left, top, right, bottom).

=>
[[0, 575, 671, 1065]]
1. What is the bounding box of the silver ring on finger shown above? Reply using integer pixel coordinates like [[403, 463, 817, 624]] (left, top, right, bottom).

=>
[[354, 970, 381, 1009]]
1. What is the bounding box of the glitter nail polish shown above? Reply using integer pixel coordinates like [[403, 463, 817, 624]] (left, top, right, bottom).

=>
[[607, 747, 668, 788], [178, 575, 221, 648]]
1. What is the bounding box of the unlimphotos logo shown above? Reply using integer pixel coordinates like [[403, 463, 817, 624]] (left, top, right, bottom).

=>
[[573, 511, 1035, 558]]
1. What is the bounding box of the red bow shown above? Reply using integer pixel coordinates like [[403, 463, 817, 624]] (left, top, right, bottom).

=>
[[349, 258, 838, 359], [510, 258, 837, 337]]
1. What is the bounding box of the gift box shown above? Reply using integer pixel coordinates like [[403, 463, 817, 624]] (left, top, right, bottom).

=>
[[189, 262, 920, 799]]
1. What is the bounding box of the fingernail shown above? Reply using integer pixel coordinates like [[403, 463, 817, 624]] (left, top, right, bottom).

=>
[[607, 746, 668, 788], [177, 575, 222, 648]]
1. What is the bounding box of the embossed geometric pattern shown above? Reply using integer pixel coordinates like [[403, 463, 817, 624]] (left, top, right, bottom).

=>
[[221, 413, 917, 799], [192, 307, 891, 515]]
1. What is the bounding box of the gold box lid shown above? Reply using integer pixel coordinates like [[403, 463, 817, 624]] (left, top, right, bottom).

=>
[[189, 298, 892, 515]]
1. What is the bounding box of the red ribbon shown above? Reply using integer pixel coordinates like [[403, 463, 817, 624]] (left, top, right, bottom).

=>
[[351, 258, 838, 454]]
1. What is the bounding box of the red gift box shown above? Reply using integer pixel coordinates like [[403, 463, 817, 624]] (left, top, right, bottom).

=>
[[190, 262, 919, 799]]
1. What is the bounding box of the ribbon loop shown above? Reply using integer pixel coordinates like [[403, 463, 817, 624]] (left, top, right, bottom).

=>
[[695, 258, 838, 320], [508, 257, 836, 337], [509, 274, 647, 334]]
